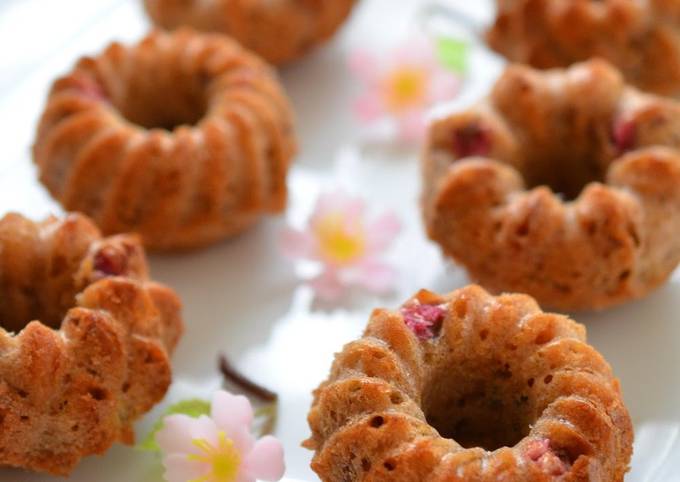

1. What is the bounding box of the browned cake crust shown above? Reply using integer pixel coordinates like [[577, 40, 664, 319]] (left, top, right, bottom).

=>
[[486, 0, 680, 97], [306, 286, 633, 481], [143, 0, 357, 65], [33, 28, 297, 251], [0, 212, 183, 475], [422, 59, 680, 311]]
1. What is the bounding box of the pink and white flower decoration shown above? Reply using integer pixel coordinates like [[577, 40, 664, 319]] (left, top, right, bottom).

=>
[[156, 390, 285, 482], [281, 191, 401, 301], [350, 36, 462, 143]]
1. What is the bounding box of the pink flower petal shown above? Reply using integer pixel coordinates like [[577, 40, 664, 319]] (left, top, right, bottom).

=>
[[156, 414, 201, 455], [348, 49, 380, 84], [190, 415, 220, 448], [233, 427, 257, 455], [280, 228, 317, 260], [313, 191, 366, 222], [163, 454, 207, 482], [211, 390, 253, 427], [243, 436, 286, 481], [339, 197, 367, 223], [236, 474, 256, 482], [365, 211, 401, 252], [211, 391, 255, 452], [283, 190, 401, 299], [309, 268, 346, 301], [312, 191, 341, 220], [353, 93, 385, 122], [390, 36, 436, 69], [429, 70, 461, 104], [354, 259, 397, 294], [396, 111, 427, 143]]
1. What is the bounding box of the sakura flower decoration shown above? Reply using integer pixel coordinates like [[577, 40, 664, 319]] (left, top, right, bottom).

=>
[[156, 390, 285, 482], [281, 191, 401, 301], [350, 36, 464, 143]]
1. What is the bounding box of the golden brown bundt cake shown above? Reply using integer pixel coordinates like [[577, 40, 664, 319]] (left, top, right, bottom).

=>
[[33, 28, 296, 251], [0, 212, 183, 475], [306, 286, 633, 481], [487, 0, 680, 97], [422, 59, 680, 311], [143, 0, 357, 65]]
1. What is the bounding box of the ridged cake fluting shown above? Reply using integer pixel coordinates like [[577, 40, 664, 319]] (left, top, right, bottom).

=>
[[0, 212, 183, 475], [306, 286, 633, 481], [33, 28, 297, 250], [487, 0, 680, 97], [144, 0, 357, 65], [422, 59, 680, 310]]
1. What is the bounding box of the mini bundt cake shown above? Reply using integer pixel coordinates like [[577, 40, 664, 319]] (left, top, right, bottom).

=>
[[306, 286, 633, 481], [486, 0, 680, 97], [0, 212, 183, 475], [143, 0, 357, 65], [33, 28, 296, 251], [422, 59, 680, 310]]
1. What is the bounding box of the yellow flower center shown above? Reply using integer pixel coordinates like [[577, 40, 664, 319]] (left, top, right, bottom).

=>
[[188, 432, 241, 482], [314, 213, 366, 265], [383, 66, 428, 112]]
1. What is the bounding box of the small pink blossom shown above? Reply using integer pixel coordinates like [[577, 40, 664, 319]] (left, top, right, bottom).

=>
[[525, 438, 569, 476], [349, 36, 461, 143], [156, 390, 285, 482], [400, 300, 447, 340], [281, 191, 400, 301]]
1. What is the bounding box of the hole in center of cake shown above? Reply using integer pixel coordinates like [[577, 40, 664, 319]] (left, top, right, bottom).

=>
[[110, 66, 208, 130], [449, 120, 614, 201], [519, 152, 606, 201], [0, 240, 119, 333], [0, 280, 77, 333], [421, 355, 533, 450]]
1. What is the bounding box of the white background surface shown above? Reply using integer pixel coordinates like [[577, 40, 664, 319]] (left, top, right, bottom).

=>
[[0, 0, 678, 480]]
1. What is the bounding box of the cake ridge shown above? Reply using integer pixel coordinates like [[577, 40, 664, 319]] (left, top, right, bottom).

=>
[[33, 29, 297, 251], [0, 212, 183, 475], [423, 60, 680, 310], [306, 286, 632, 481]]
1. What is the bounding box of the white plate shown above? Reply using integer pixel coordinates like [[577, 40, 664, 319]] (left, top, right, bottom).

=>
[[0, 0, 678, 480]]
